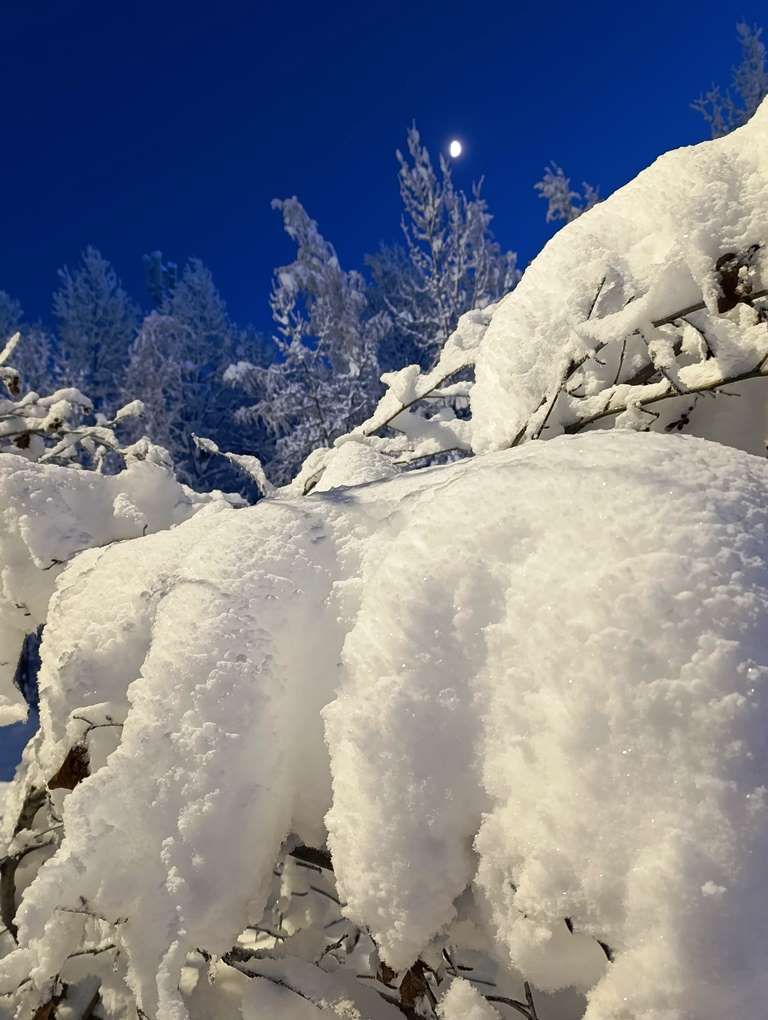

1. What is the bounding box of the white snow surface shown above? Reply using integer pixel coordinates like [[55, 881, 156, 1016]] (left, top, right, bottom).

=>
[[471, 99, 768, 452], [0, 456, 228, 726], [438, 978, 501, 1020], [2, 431, 768, 1019]]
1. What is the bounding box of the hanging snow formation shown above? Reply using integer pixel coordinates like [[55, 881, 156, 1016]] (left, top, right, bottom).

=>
[[2, 432, 768, 1019]]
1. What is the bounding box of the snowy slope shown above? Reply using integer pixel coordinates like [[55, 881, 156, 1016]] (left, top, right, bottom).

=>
[[2, 431, 768, 1019]]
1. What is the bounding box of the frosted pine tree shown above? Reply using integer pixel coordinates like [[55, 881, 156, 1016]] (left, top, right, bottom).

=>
[[694, 22, 768, 137], [368, 125, 519, 369], [0, 290, 21, 345], [534, 163, 599, 224], [227, 197, 385, 484], [124, 260, 247, 488], [0, 290, 59, 394], [53, 247, 139, 412]]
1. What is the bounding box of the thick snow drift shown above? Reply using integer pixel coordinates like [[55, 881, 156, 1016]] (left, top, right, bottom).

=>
[[0, 456, 227, 726], [2, 431, 768, 1020]]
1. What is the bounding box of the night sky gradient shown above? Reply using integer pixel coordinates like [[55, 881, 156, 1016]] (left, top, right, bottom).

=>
[[0, 0, 759, 332]]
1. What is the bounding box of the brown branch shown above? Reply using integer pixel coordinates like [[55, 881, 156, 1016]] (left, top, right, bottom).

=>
[[486, 994, 535, 1019], [66, 943, 117, 960], [511, 289, 768, 448], [289, 844, 333, 871], [1, 786, 50, 941], [223, 954, 407, 1015], [564, 355, 768, 435], [363, 363, 474, 438]]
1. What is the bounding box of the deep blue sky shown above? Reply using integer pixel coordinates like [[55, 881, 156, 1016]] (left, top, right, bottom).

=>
[[0, 0, 759, 332]]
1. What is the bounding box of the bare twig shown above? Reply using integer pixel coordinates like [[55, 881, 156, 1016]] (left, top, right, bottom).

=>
[[290, 844, 334, 871], [67, 942, 117, 960], [486, 994, 535, 1019], [564, 353, 768, 434], [512, 288, 768, 448]]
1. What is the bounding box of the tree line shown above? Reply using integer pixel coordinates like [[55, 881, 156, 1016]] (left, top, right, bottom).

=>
[[1, 22, 764, 493]]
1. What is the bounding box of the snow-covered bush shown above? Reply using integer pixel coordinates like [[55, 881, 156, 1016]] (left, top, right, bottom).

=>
[[1, 433, 768, 1020], [326, 96, 768, 484], [0, 447, 233, 729], [2, 100, 768, 1020], [0, 331, 240, 725], [0, 332, 146, 469]]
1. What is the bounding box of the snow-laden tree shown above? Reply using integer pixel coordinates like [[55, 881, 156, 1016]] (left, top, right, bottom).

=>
[[227, 197, 386, 485], [534, 163, 599, 224], [0, 293, 21, 348], [124, 260, 254, 491], [0, 380, 230, 734], [0, 292, 59, 395], [53, 247, 139, 413], [1, 436, 767, 1020], [162, 257, 230, 347], [0, 332, 143, 469], [693, 21, 768, 137], [122, 313, 188, 462], [142, 250, 179, 308], [368, 126, 519, 370], [4, 99, 768, 1020], [334, 98, 768, 485]]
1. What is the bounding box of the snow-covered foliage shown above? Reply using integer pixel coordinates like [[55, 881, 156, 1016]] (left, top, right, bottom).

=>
[[329, 97, 768, 483], [534, 164, 599, 225], [3, 91, 768, 1020], [0, 332, 144, 468], [227, 198, 386, 485], [0, 294, 59, 396], [124, 260, 252, 490], [369, 126, 519, 369], [693, 21, 768, 138], [2, 433, 768, 1020], [52, 248, 140, 413], [143, 251, 179, 309], [0, 451, 228, 728]]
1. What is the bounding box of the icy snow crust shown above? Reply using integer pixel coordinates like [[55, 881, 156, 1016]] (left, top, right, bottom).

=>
[[0, 457, 222, 726], [3, 432, 768, 1019]]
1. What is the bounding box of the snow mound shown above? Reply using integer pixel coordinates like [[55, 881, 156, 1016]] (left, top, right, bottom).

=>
[[2, 432, 768, 1019], [0, 456, 229, 726], [471, 98, 768, 451]]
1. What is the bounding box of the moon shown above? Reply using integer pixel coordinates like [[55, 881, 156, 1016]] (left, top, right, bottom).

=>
[[449, 139, 462, 158]]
